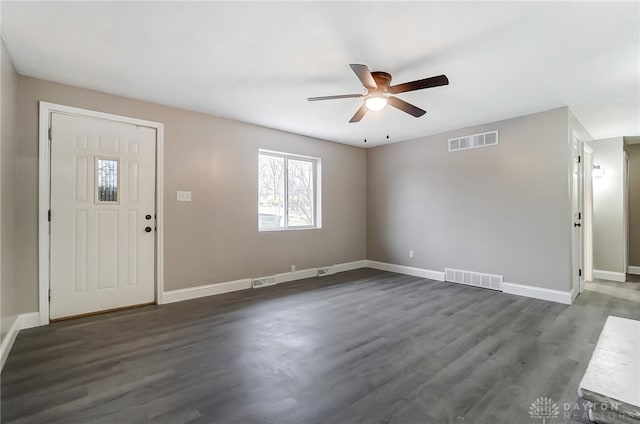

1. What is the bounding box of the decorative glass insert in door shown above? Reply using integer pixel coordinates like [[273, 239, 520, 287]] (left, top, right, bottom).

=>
[[96, 158, 119, 203]]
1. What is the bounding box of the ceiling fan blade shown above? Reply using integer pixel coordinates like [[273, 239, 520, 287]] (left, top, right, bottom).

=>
[[349, 104, 368, 123], [387, 96, 426, 117], [388, 74, 449, 94], [350, 64, 377, 90], [307, 94, 364, 101]]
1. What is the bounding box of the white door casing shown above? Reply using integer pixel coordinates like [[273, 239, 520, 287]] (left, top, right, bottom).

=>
[[571, 132, 584, 298], [623, 152, 629, 276], [49, 112, 156, 319], [583, 144, 594, 289]]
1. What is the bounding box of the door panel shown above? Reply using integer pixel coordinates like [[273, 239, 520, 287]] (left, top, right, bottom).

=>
[[50, 113, 156, 319]]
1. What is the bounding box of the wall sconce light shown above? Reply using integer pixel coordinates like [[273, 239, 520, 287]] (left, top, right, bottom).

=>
[[593, 164, 604, 178]]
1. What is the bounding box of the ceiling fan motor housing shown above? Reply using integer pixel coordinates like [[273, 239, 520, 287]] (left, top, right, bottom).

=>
[[371, 71, 392, 93]]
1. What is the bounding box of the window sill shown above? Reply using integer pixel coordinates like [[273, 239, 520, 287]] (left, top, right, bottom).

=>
[[258, 226, 322, 232]]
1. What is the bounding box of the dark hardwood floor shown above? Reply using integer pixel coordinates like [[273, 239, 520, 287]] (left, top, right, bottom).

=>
[[2, 268, 639, 424]]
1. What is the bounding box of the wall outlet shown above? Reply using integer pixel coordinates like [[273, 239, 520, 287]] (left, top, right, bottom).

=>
[[291, 265, 296, 273], [409, 250, 414, 258], [177, 191, 192, 202]]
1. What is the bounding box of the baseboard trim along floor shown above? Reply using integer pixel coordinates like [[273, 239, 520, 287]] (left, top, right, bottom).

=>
[[162, 260, 368, 304], [366, 260, 445, 281], [593, 269, 627, 282], [502, 282, 572, 305], [163, 260, 572, 306], [1, 312, 42, 370]]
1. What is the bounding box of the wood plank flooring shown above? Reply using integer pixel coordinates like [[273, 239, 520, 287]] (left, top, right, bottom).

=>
[[2, 268, 639, 424]]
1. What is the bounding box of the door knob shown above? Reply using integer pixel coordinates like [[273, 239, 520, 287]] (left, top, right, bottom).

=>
[[574, 223, 581, 227], [145, 214, 152, 220], [145, 226, 152, 233]]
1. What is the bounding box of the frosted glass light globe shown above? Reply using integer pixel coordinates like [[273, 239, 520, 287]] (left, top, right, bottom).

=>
[[365, 96, 387, 111]]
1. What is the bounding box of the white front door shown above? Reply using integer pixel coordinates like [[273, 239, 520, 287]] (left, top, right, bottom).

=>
[[571, 133, 584, 298], [50, 112, 156, 319]]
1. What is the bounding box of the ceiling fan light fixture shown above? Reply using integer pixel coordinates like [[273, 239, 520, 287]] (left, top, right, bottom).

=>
[[365, 96, 387, 111], [308, 64, 448, 123]]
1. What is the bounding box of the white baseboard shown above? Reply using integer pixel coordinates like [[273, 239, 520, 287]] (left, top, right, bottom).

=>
[[162, 259, 576, 307], [366, 260, 445, 281], [275, 268, 317, 284], [275, 260, 368, 282], [162, 260, 369, 304], [593, 269, 626, 282], [1, 312, 42, 370], [332, 260, 368, 274], [162, 278, 252, 304], [366, 260, 573, 305], [628, 266, 640, 276], [502, 282, 572, 305]]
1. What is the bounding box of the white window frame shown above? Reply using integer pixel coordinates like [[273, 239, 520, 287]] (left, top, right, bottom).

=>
[[258, 149, 322, 231]]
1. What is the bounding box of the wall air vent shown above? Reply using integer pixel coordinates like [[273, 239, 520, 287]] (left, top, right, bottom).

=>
[[448, 130, 498, 152], [445, 268, 502, 291], [251, 276, 276, 288], [317, 267, 333, 277]]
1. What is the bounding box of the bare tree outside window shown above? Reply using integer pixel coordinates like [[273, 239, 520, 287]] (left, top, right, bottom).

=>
[[287, 159, 313, 226], [258, 151, 318, 231], [258, 154, 285, 229]]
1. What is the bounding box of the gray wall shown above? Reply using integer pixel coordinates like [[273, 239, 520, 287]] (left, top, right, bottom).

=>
[[4, 70, 599, 315], [1, 40, 19, 338], [626, 143, 640, 267], [590, 137, 625, 273], [15, 76, 367, 312], [367, 108, 574, 291]]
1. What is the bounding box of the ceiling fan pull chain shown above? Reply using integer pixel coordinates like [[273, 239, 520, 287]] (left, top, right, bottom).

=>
[[386, 104, 390, 141]]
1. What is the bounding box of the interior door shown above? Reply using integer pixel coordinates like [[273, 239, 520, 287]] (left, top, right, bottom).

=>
[[571, 134, 584, 297], [50, 112, 156, 319]]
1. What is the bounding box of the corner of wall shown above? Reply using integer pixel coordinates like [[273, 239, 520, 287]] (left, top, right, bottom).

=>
[[1, 312, 41, 370]]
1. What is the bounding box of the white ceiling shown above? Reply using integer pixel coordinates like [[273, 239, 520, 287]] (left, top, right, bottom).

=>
[[2, 1, 638, 147]]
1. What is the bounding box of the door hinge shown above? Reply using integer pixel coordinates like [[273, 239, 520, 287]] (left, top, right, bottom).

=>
[[578, 155, 581, 163], [48, 127, 52, 141], [578, 212, 581, 220], [579, 269, 582, 277], [48, 289, 51, 301], [48, 210, 51, 222]]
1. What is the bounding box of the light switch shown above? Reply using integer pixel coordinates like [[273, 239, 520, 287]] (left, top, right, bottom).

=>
[[177, 191, 192, 202]]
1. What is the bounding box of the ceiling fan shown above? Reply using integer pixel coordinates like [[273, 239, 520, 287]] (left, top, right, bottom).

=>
[[308, 64, 449, 123]]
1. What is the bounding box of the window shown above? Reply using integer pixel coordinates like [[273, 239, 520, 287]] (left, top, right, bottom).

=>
[[258, 150, 321, 231], [96, 158, 119, 203]]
